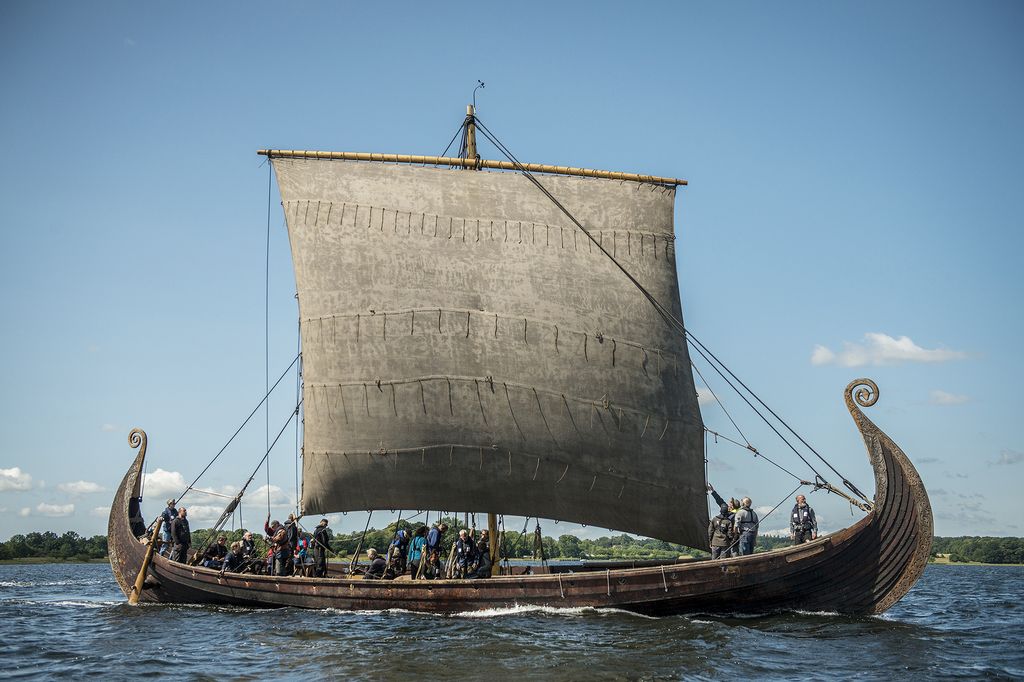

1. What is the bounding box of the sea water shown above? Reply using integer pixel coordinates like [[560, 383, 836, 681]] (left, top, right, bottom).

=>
[[0, 563, 1021, 680]]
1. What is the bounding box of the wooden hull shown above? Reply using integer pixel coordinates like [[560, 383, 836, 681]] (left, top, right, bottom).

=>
[[108, 380, 932, 615]]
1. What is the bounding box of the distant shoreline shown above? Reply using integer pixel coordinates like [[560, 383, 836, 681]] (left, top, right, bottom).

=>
[[0, 557, 109, 565]]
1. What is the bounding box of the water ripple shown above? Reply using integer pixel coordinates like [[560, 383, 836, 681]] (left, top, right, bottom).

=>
[[0, 563, 1021, 680]]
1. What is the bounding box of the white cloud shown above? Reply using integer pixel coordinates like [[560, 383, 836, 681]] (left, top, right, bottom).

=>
[[18, 507, 30, 517], [707, 458, 733, 472], [142, 469, 188, 498], [0, 467, 33, 491], [250, 484, 294, 508], [101, 424, 117, 432], [36, 502, 74, 517], [989, 449, 1023, 467], [695, 387, 718, 406], [810, 333, 966, 367], [91, 506, 111, 518], [58, 480, 106, 494], [182, 504, 227, 523], [929, 390, 969, 406]]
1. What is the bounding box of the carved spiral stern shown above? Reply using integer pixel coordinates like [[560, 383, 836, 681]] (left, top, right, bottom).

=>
[[107, 429, 150, 600], [845, 379, 934, 614]]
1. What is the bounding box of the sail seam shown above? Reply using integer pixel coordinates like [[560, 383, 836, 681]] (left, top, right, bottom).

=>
[[306, 375, 699, 427], [307, 443, 681, 492], [301, 308, 682, 367], [284, 200, 676, 259]]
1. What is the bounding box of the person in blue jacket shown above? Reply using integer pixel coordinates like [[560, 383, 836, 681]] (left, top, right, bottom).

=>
[[407, 526, 428, 579]]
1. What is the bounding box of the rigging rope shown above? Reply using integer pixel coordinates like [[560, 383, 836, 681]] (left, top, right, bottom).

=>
[[439, 120, 467, 158], [472, 116, 865, 501], [721, 482, 805, 556], [190, 399, 301, 561], [174, 354, 299, 505], [690, 360, 750, 448], [704, 427, 802, 481], [686, 331, 869, 503]]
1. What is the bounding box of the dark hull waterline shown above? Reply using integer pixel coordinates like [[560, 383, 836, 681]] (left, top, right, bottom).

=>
[[108, 380, 933, 615]]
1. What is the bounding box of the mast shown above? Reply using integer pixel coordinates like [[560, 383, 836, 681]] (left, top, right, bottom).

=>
[[467, 103, 500, 566], [465, 104, 478, 167]]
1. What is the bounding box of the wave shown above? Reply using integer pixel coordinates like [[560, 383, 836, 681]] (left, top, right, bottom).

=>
[[450, 603, 660, 619], [0, 579, 108, 588]]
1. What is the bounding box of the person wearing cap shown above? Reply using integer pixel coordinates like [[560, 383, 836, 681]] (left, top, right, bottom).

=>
[[312, 519, 331, 577], [159, 499, 177, 557]]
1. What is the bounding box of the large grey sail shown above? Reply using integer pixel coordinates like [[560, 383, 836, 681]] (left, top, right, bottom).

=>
[[272, 157, 708, 548]]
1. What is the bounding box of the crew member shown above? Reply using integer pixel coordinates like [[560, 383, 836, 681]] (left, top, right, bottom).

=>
[[159, 499, 177, 557], [708, 504, 735, 559], [389, 528, 410, 576], [312, 519, 331, 578], [223, 541, 245, 572], [202, 536, 228, 569], [454, 529, 477, 578], [364, 548, 388, 579], [241, 530, 257, 558], [169, 507, 191, 563], [408, 526, 427, 578], [733, 498, 759, 556], [469, 529, 492, 579], [790, 494, 818, 545], [424, 523, 448, 579]]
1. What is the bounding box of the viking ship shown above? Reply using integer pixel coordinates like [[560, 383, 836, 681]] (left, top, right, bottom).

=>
[[108, 106, 932, 615]]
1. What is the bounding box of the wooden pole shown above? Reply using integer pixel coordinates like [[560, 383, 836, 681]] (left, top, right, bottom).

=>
[[488, 512, 499, 566], [257, 149, 686, 186], [465, 105, 478, 168], [128, 518, 161, 605]]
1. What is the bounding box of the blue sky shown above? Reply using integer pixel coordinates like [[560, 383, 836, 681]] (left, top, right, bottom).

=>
[[1, 2, 1021, 542]]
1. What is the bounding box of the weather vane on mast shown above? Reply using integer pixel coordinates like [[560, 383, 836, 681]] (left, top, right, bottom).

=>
[[473, 80, 485, 110]]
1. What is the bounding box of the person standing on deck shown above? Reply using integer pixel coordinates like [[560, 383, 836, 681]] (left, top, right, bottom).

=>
[[707, 504, 735, 559], [169, 507, 191, 563], [733, 498, 759, 556], [407, 526, 427, 578], [424, 523, 448, 579], [454, 529, 477, 578], [159, 499, 177, 557], [707, 485, 741, 557], [284, 513, 303, 575], [389, 528, 410, 576], [312, 519, 331, 577], [790, 495, 818, 545], [469, 529, 492, 579]]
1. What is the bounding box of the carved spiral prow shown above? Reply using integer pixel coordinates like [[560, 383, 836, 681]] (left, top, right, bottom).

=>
[[845, 378, 879, 410], [128, 428, 147, 455]]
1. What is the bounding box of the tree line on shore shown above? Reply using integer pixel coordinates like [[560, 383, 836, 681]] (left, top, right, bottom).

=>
[[1, 528, 1021, 564]]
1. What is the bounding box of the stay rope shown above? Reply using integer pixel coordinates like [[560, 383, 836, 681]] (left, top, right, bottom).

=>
[[191, 398, 302, 561]]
